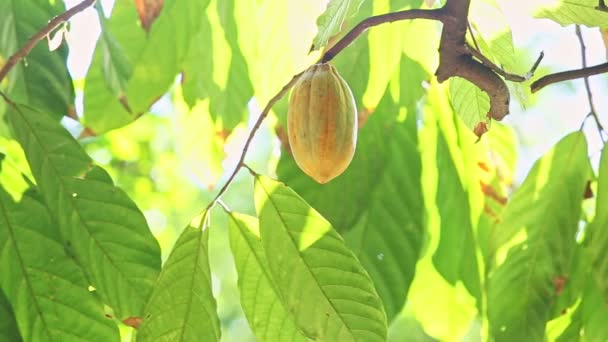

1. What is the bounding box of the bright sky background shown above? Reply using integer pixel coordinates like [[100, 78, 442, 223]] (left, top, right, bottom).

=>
[[61, 0, 608, 184]]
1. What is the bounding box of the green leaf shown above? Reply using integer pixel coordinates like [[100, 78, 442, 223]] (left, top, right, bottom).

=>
[[254, 175, 388, 341], [7, 104, 161, 319], [535, 0, 608, 27], [0, 137, 31, 200], [431, 129, 481, 300], [487, 132, 592, 341], [228, 212, 306, 342], [0, 289, 20, 342], [0, 187, 119, 341], [575, 282, 608, 340], [0, 0, 74, 120], [83, 0, 211, 133], [469, 0, 517, 71], [277, 56, 427, 321], [553, 247, 608, 341], [180, 13, 215, 107], [589, 146, 608, 299], [97, 13, 133, 98], [421, 82, 482, 308], [448, 77, 490, 136], [138, 219, 221, 342], [312, 0, 365, 51], [209, 0, 255, 130]]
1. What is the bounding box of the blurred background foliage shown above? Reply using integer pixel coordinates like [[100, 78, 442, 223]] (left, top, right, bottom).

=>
[[1, 0, 608, 340]]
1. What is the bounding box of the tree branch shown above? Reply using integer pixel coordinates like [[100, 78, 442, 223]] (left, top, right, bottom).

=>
[[464, 44, 544, 82], [435, 0, 513, 120], [200, 0, 525, 214], [320, 8, 446, 63], [0, 0, 96, 84], [530, 62, 608, 93], [574, 25, 606, 143], [201, 72, 305, 218], [322, 0, 515, 122]]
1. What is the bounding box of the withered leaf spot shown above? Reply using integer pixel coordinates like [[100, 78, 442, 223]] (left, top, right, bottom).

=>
[[473, 121, 489, 138], [134, 0, 164, 32], [123, 316, 143, 329], [358, 107, 374, 129]]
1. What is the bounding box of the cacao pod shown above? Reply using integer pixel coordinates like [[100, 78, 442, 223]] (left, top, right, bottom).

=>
[[287, 63, 357, 184]]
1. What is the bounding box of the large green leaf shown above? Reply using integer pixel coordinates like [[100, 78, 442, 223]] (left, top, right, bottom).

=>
[[228, 212, 306, 342], [208, 0, 254, 130], [0, 137, 31, 200], [364, 0, 423, 110], [0, 0, 74, 120], [7, 104, 161, 319], [0, 187, 119, 341], [431, 129, 481, 300], [572, 282, 608, 340], [0, 289, 20, 342], [277, 56, 427, 321], [254, 175, 387, 341], [83, 0, 211, 133], [487, 132, 592, 341], [420, 81, 482, 310], [312, 0, 365, 51], [535, 0, 608, 27], [589, 146, 608, 299], [138, 219, 220, 342], [553, 246, 608, 341]]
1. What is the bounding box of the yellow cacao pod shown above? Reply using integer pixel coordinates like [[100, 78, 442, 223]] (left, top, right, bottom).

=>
[[288, 63, 357, 184]]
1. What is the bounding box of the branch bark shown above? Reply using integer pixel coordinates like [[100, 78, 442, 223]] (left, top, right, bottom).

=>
[[0, 0, 96, 84], [322, 0, 513, 121], [530, 62, 608, 93]]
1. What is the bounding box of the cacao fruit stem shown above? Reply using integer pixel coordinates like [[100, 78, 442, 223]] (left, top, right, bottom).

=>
[[200, 71, 306, 224], [0, 0, 97, 84]]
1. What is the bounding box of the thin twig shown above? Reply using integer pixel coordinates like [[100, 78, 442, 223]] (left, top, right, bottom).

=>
[[530, 62, 608, 93], [575, 25, 606, 143], [467, 21, 482, 53], [200, 72, 305, 224], [0, 90, 14, 106], [0, 0, 96, 83], [463, 44, 544, 82], [320, 8, 445, 63]]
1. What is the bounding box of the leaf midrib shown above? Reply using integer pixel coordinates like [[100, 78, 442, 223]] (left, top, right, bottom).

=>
[[13, 107, 147, 312], [257, 179, 360, 341], [518, 136, 585, 338], [0, 198, 54, 341]]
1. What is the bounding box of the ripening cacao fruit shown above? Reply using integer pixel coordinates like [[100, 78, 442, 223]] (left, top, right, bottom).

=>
[[287, 63, 357, 184]]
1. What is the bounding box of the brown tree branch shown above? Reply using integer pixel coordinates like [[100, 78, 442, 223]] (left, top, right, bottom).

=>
[[574, 25, 606, 143], [321, 0, 515, 122], [530, 62, 608, 93], [435, 0, 512, 120], [320, 8, 446, 63], [464, 44, 544, 82], [0, 0, 96, 84]]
